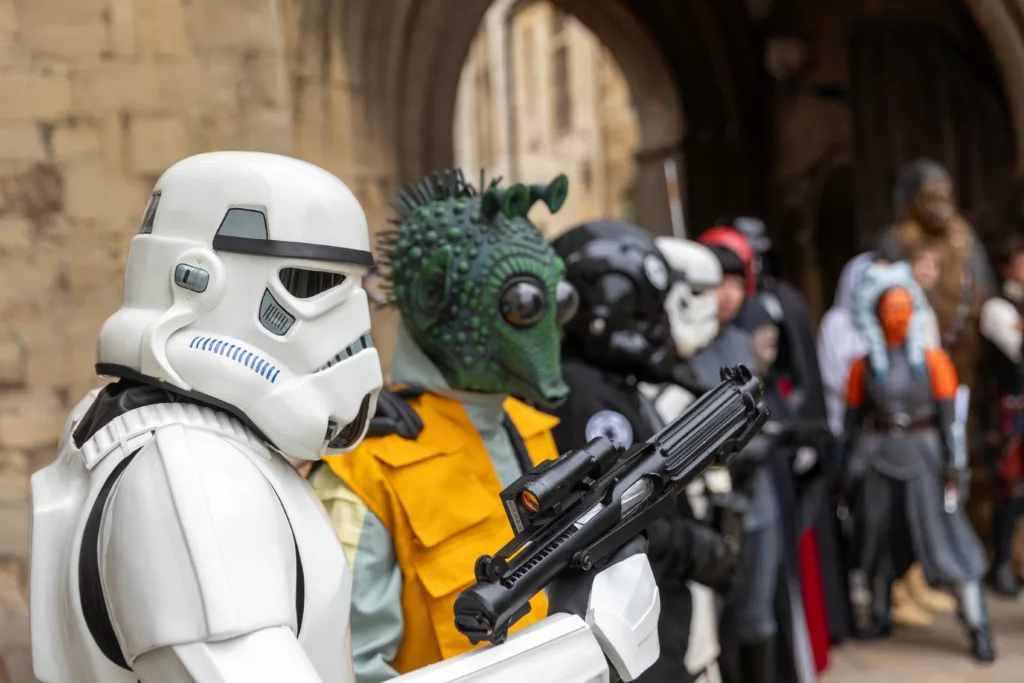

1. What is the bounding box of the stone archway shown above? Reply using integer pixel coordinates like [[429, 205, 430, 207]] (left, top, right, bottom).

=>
[[313, 0, 1024, 225], [392, 0, 687, 237], [308, 0, 1024, 369], [965, 0, 1024, 178], [321, 0, 769, 239]]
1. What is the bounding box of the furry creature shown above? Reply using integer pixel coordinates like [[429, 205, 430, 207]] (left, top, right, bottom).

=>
[[877, 159, 995, 387]]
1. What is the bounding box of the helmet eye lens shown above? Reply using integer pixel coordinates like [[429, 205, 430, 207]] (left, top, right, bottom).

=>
[[500, 278, 548, 328], [555, 279, 579, 325], [280, 267, 346, 299]]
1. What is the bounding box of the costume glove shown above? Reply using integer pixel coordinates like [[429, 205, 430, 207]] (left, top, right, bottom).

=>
[[365, 387, 425, 439]]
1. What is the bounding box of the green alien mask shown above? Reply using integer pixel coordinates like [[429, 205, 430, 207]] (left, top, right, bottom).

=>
[[377, 169, 578, 408]]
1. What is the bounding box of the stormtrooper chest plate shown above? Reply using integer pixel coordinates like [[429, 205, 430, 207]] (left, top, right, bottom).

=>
[[29, 402, 352, 683]]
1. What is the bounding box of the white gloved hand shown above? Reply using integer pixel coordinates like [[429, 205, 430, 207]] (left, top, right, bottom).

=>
[[792, 447, 817, 474]]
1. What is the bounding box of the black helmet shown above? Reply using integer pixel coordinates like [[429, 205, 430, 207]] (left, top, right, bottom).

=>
[[551, 220, 675, 383], [718, 215, 776, 283]]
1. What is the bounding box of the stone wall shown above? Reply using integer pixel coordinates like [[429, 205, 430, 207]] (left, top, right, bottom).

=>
[[0, 0, 401, 679], [4, 0, 1024, 681]]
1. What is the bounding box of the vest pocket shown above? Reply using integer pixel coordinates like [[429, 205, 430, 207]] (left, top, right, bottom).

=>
[[388, 455, 494, 548], [414, 531, 551, 661], [414, 520, 511, 660]]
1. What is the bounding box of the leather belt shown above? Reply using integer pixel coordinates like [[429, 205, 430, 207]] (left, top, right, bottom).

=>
[[865, 412, 936, 435]]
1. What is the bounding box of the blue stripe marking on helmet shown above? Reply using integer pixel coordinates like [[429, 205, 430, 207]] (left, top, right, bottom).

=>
[[190, 336, 276, 383]]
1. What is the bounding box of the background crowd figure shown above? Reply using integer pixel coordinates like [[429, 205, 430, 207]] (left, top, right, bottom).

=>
[[316, 154, 1023, 683], [649, 156, 1019, 681], [33, 152, 1023, 683]]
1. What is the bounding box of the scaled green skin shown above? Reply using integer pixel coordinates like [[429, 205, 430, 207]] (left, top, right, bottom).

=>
[[378, 170, 570, 407]]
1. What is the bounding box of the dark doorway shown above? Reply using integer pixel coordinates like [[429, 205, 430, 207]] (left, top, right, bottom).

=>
[[849, 19, 1016, 249], [815, 164, 857, 311]]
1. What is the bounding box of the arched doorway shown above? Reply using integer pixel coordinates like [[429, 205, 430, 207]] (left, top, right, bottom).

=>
[[410, 0, 689, 238], [452, 1, 647, 238], [325, 0, 1024, 248], [323, 0, 1024, 371], [378, 0, 768, 239]]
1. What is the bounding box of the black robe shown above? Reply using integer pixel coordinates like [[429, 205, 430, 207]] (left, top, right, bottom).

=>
[[739, 281, 851, 646]]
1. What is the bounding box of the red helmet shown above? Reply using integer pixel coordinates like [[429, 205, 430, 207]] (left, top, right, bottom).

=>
[[698, 226, 757, 296]]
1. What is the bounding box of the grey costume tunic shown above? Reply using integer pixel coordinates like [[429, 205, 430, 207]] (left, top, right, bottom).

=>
[[691, 326, 779, 535], [850, 347, 987, 585], [691, 325, 781, 644]]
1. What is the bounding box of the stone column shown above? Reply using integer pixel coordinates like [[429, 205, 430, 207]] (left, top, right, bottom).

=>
[[634, 144, 683, 238]]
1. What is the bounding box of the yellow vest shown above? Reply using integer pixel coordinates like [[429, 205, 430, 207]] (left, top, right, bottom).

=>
[[324, 390, 559, 673]]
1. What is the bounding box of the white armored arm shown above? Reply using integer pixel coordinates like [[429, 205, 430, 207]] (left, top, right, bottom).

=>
[[585, 554, 661, 681], [391, 554, 660, 683], [132, 627, 325, 683], [652, 384, 696, 425], [392, 615, 608, 683], [100, 424, 320, 681]]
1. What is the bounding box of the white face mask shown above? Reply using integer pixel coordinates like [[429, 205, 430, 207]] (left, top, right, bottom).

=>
[[665, 281, 719, 358], [654, 237, 723, 359]]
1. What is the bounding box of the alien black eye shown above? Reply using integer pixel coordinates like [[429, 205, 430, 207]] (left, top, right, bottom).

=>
[[500, 279, 548, 328], [555, 279, 579, 325]]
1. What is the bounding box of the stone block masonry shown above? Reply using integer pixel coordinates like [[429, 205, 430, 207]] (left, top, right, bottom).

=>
[[0, 0, 398, 680]]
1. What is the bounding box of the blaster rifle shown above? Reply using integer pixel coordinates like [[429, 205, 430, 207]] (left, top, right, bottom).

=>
[[453, 364, 770, 646]]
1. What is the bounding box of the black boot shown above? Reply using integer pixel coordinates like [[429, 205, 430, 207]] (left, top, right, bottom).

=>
[[970, 627, 997, 663], [989, 560, 1019, 597], [738, 636, 775, 683], [956, 580, 997, 663], [852, 570, 892, 640], [989, 502, 1020, 597]]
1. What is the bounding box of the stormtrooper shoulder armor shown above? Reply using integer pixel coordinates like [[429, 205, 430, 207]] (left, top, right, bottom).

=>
[[59, 389, 101, 454], [980, 297, 1022, 363], [101, 424, 301, 665]]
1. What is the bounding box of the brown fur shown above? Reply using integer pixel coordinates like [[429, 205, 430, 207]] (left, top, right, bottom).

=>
[[893, 215, 984, 387]]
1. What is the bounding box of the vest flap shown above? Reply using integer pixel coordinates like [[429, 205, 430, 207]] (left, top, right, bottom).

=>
[[389, 459, 494, 549], [370, 438, 447, 468], [503, 398, 560, 440], [415, 522, 497, 598]]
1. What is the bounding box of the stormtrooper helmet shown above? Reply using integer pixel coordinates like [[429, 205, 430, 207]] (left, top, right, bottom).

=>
[[655, 237, 722, 358], [96, 152, 383, 461]]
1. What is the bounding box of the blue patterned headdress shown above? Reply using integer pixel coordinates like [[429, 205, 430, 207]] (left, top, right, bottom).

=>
[[852, 260, 929, 380]]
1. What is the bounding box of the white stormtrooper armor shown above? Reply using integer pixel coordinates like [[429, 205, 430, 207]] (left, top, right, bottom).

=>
[[641, 237, 729, 683], [657, 238, 722, 360], [30, 152, 660, 683], [642, 238, 723, 431]]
